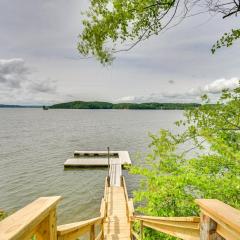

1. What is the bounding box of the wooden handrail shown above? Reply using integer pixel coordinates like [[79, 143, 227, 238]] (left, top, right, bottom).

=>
[[121, 176, 135, 239], [128, 198, 134, 218], [121, 176, 129, 203], [104, 176, 109, 201], [100, 198, 106, 218], [134, 215, 200, 223], [121, 176, 134, 222], [57, 216, 103, 235], [131, 215, 200, 240], [0, 196, 61, 240], [57, 178, 108, 240], [196, 199, 240, 239], [1, 175, 239, 240], [57, 217, 104, 240]]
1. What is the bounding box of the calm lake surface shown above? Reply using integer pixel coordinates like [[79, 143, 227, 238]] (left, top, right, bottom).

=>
[[0, 109, 183, 224]]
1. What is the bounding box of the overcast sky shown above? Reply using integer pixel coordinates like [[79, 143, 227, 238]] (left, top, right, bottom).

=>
[[0, 0, 239, 105]]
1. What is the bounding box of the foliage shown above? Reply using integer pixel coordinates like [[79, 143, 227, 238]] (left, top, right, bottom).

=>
[[130, 86, 240, 239], [114, 102, 200, 110], [78, 0, 174, 63], [78, 0, 240, 63], [0, 210, 7, 221], [50, 101, 113, 109], [212, 29, 240, 53], [50, 101, 200, 110]]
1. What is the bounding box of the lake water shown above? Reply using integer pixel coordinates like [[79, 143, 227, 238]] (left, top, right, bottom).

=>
[[0, 109, 183, 224]]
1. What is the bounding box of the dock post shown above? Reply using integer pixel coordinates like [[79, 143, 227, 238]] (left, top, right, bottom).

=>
[[140, 220, 144, 240]]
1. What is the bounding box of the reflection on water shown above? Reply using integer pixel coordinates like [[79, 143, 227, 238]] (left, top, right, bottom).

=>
[[0, 109, 182, 224]]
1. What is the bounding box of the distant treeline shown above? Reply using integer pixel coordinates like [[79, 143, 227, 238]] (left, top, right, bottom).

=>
[[50, 101, 200, 110], [0, 104, 41, 108]]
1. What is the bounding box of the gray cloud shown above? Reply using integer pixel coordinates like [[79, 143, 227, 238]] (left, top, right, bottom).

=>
[[0, 58, 28, 88], [0, 58, 58, 104], [0, 1, 240, 104], [28, 79, 57, 93]]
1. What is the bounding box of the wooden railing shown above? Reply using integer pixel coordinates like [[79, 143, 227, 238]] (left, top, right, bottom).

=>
[[130, 199, 240, 240], [57, 178, 109, 240], [196, 199, 240, 239], [0, 196, 61, 240], [121, 176, 135, 220], [130, 215, 200, 240], [104, 176, 109, 207], [57, 216, 104, 240], [1, 178, 240, 240]]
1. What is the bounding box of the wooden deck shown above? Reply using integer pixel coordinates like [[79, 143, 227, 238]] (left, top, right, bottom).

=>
[[104, 187, 130, 240]]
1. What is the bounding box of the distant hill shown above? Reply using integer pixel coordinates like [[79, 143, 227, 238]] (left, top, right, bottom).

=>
[[51, 101, 113, 109], [50, 101, 200, 110]]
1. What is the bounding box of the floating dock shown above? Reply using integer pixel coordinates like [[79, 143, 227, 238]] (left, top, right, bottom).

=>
[[64, 150, 131, 168]]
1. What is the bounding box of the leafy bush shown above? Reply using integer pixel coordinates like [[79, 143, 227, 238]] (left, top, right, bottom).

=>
[[130, 86, 240, 239], [0, 210, 7, 221]]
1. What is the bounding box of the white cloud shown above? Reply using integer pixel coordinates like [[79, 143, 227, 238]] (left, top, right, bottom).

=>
[[116, 77, 240, 103], [116, 96, 136, 102], [202, 77, 239, 94]]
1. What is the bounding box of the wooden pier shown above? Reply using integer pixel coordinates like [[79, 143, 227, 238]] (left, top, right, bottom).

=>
[[104, 158, 131, 239], [1, 150, 240, 239], [104, 180, 131, 239]]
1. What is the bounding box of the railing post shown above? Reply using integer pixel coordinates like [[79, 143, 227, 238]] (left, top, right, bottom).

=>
[[0, 196, 60, 240], [90, 224, 95, 240], [101, 220, 104, 240], [49, 208, 57, 240], [199, 213, 224, 240], [140, 220, 144, 240], [37, 208, 57, 240], [130, 220, 133, 239], [107, 147, 110, 178]]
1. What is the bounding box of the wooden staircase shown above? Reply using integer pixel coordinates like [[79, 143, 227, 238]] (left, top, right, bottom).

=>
[[104, 187, 130, 239], [104, 161, 131, 239], [1, 173, 240, 239]]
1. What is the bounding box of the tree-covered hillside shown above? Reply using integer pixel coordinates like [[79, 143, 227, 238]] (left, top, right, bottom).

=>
[[50, 101, 200, 110], [50, 101, 113, 109]]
